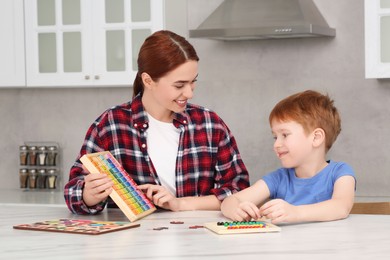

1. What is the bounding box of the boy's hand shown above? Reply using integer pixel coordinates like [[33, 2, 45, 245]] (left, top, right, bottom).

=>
[[229, 201, 261, 221], [259, 199, 297, 224]]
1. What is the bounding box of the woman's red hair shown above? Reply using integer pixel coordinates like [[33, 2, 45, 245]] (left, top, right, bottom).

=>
[[133, 30, 199, 97]]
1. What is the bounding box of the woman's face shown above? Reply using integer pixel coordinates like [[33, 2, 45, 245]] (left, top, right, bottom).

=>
[[145, 60, 198, 121]]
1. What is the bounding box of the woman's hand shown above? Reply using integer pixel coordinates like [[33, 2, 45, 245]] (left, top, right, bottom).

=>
[[138, 184, 180, 211], [82, 172, 113, 207]]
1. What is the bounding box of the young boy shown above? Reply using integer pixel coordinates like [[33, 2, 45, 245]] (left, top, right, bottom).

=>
[[221, 90, 356, 224]]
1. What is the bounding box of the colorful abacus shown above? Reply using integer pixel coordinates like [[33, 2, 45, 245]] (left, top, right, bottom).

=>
[[80, 151, 156, 222], [204, 221, 281, 235]]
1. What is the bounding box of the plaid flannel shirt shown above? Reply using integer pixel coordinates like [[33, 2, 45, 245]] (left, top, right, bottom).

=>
[[64, 94, 249, 214]]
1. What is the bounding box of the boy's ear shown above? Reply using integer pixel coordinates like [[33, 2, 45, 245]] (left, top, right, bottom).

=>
[[312, 128, 325, 148], [141, 72, 153, 89]]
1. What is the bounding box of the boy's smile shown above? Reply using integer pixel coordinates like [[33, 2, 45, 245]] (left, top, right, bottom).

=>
[[271, 120, 313, 169]]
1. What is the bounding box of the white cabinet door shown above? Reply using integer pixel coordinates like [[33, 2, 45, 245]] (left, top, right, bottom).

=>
[[0, 0, 25, 87], [25, 0, 91, 87], [365, 0, 390, 78], [25, 0, 164, 87], [92, 0, 164, 86]]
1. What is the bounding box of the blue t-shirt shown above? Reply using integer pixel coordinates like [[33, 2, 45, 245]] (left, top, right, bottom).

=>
[[262, 160, 356, 205]]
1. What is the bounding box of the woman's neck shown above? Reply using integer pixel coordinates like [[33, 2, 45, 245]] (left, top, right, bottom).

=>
[[141, 94, 173, 123]]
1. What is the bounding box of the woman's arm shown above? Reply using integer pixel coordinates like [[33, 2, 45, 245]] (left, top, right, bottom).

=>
[[138, 184, 221, 211], [176, 195, 221, 211]]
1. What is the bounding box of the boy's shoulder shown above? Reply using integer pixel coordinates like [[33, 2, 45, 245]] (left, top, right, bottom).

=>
[[325, 160, 355, 179], [264, 160, 355, 180], [326, 160, 354, 173]]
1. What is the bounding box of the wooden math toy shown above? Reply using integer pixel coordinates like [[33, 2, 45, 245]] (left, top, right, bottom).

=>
[[80, 151, 156, 222], [13, 219, 140, 235], [204, 221, 281, 235]]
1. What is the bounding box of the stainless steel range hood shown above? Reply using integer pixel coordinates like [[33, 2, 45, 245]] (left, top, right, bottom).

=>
[[189, 0, 335, 40]]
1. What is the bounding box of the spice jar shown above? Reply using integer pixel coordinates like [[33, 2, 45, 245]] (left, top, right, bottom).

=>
[[19, 145, 28, 166], [37, 169, 47, 189], [19, 168, 29, 189], [28, 169, 38, 189], [46, 146, 57, 166], [46, 169, 58, 189], [37, 146, 47, 166], [28, 146, 38, 166]]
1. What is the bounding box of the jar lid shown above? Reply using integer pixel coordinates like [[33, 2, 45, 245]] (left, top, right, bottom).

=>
[[38, 146, 47, 151], [20, 145, 28, 150], [48, 146, 57, 151], [47, 169, 57, 174], [29, 169, 37, 174], [38, 169, 46, 174], [29, 146, 37, 150]]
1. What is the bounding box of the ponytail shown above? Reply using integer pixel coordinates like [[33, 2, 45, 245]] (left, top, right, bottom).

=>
[[132, 73, 143, 98]]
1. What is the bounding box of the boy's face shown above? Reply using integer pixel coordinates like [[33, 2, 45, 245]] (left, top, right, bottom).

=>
[[271, 119, 314, 169]]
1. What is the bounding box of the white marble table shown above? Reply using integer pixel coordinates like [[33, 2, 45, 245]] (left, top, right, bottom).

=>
[[1, 203, 390, 260]]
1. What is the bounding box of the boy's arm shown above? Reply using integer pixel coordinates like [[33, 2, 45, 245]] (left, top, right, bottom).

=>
[[297, 175, 356, 222], [260, 175, 356, 223], [221, 179, 270, 221]]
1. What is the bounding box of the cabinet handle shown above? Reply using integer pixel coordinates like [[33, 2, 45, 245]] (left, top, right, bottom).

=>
[[94, 75, 100, 80], [85, 75, 90, 80]]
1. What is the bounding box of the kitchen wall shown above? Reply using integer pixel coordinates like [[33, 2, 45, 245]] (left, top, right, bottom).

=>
[[1, 0, 389, 197]]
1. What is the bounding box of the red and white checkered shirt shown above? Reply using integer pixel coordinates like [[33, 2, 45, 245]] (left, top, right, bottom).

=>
[[64, 94, 249, 214]]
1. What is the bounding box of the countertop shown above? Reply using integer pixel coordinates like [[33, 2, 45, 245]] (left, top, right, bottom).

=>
[[2, 205, 390, 259], [0, 189, 65, 206], [1, 189, 390, 259]]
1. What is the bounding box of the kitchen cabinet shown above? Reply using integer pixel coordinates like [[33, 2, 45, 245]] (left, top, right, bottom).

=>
[[0, 0, 25, 87], [365, 0, 390, 78], [24, 0, 164, 87]]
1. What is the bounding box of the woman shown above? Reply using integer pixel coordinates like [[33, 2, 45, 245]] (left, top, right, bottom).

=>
[[64, 30, 249, 214]]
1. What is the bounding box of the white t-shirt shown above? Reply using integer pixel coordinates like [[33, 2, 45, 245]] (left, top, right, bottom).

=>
[[146, 113, 180, 195]]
